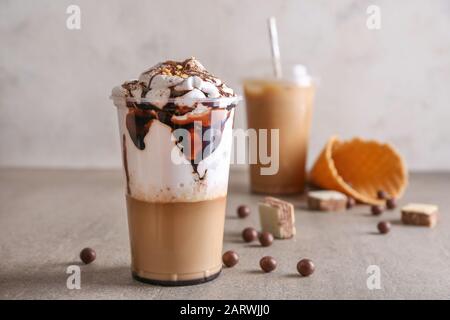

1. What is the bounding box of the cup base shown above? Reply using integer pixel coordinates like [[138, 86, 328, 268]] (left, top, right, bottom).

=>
[[132, 269, 221, 286]]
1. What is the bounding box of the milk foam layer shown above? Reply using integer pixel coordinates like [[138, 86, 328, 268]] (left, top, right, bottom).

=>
[[112, 58, 238, 203]]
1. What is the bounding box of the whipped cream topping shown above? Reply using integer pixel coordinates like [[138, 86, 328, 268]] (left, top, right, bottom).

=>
[[113, 57, 236, 108]]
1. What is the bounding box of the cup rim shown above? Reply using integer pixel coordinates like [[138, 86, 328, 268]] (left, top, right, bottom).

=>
[[110, 94, 242, 107]]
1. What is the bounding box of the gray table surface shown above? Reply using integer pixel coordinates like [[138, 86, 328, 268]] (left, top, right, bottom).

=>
[[0, 168, 449, 300]]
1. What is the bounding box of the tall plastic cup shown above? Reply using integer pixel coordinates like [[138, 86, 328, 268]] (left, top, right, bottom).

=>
[[111, 94, 240, 286]]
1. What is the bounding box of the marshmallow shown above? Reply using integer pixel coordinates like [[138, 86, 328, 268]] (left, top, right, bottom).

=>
[[175, 77, 220, 98], [193, 76, 203, 89], [221, 85, 234, 95], [212, 78, 222, 86], [138, 72, 153, 87], [111, 85, 129, 97], [174, 76, 203, 92], [201, 81, 220, 98], [175, 89, 206, 107], [150, 75, 184, 89], [145, 88, 170, 108]]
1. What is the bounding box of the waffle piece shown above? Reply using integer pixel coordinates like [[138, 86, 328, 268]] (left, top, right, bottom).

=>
[[259, 197, 296, 239], [307, 190, 348, 211], [401, 203, 438, 228]]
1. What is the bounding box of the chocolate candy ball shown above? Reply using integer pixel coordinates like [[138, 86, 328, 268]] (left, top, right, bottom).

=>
[[260, 256, 277, 273], [242, 227, 258, 243], [80, 247, 96, 264], [237, 205, 250, 218], [222, 250, 239, 268], [371, 205, 384, 216], [377, 221, 391, 234], [258, 231, 274, 247], [386, 198, 397, 210], [377, 190, 388, 200], [297, 258, 315, 277], [346, 197, 356, 209]]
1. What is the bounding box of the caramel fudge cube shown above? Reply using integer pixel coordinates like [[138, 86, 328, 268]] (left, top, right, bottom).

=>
[[259, 197, 296, 239], [401, 203, 438, 228], [307, 190, 347, 211]]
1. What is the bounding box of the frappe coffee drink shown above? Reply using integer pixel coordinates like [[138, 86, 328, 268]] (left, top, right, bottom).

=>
[[111, 57, 239, 285], [244, 65, 314, 194]]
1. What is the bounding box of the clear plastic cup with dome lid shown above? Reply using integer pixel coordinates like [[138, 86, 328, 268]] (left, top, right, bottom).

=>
[[111, 57, 240, 286], [243, 63, 315, 194]]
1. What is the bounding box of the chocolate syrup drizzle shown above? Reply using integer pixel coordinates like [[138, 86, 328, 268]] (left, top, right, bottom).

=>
[[125, 101, 235, 179], [122, 134, 131, 195]]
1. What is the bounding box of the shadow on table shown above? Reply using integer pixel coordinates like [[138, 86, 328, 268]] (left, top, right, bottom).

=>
[[223, 229, 243, 244], [1, 263, 152, 289], [387, 219, 403, 226]]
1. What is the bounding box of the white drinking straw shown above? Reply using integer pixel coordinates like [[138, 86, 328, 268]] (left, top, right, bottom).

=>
[[268, 17, 282, 78]]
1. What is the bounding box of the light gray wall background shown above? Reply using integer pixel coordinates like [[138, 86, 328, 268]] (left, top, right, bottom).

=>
[[1, 0, 449, 170]]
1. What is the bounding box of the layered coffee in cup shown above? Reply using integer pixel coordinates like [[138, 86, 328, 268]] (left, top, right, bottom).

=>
[[111, 57, 239, 285], [244, 65, 314, 194]]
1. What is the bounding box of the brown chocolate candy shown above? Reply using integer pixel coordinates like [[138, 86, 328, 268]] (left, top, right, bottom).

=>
[[386, 198, 397, 210], [80, 247, 96, 264], [371, 205, 384, 216], [258, 231, 274, 247], [237, 205, 250, 218], [242, 227, 258, 243], [297, 258, 315, 277], [377, 221, 391, 234], [377, 190, 389, 200], [260, 256, 277, 273], [222, 250, 239, 267], [346, 197, 356, 209]]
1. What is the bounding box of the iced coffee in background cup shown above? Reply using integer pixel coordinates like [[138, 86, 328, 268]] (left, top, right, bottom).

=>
[[244, 65, 315, 194], [111, 57, 239, 286], [244, 17, 315, 195]]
